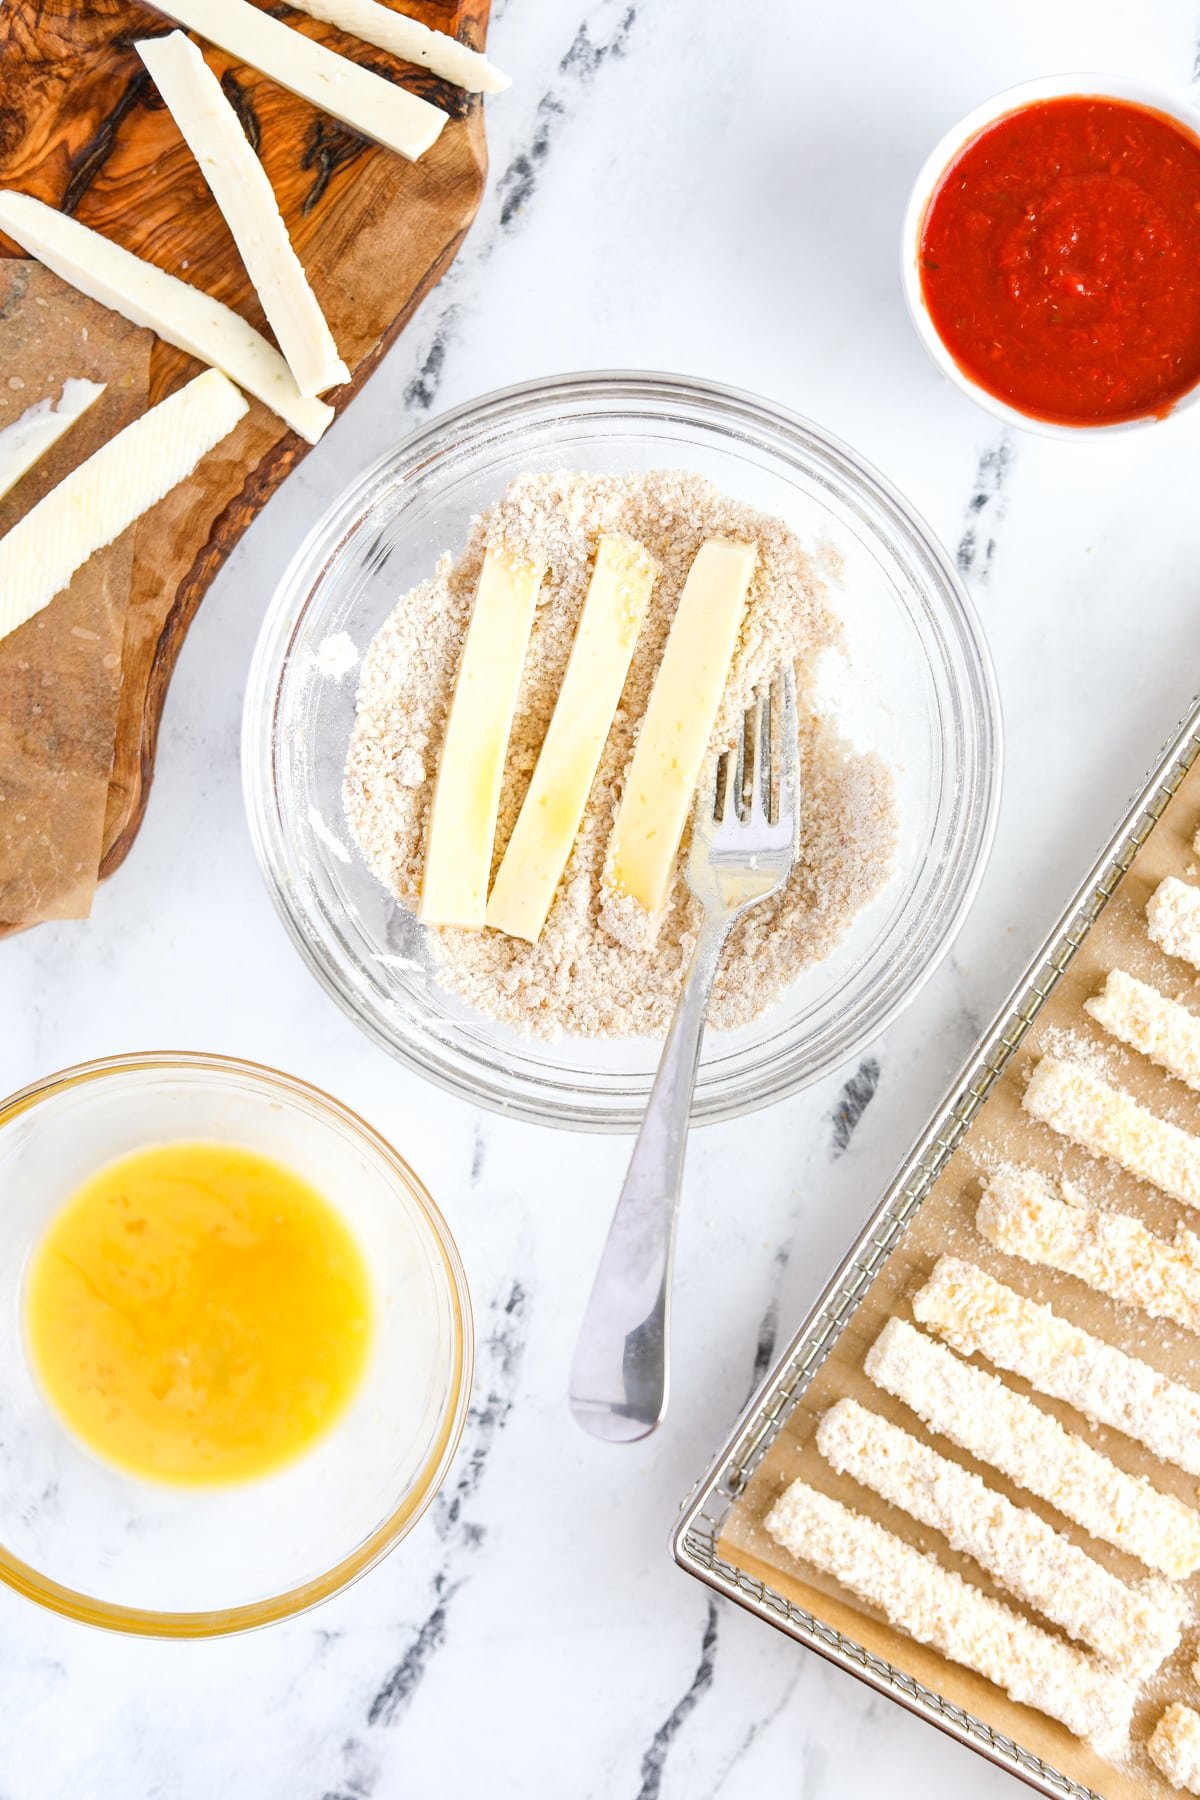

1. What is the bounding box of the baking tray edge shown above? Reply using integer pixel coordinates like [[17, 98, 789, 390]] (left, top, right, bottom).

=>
[[672, 692, 1200, 1800]]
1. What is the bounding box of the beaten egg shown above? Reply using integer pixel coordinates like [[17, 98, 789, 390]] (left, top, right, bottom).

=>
[[25, 1141, 372, 1485]]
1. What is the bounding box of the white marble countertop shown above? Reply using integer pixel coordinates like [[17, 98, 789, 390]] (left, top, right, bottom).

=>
[[7, 1, 1200, 1794]]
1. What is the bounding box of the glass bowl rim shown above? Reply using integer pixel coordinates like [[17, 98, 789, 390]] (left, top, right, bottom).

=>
[[242, 368, 1003, 1131], [0, 1049, 474, 1638]]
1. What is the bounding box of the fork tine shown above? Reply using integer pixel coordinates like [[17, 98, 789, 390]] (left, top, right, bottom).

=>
[[710, 749, 731, 822], [747, 694, 767, 822], [777, 664, 800, 843]]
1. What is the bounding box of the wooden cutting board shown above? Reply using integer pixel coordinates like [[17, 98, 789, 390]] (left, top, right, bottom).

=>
[[0, 0, 491, 887]]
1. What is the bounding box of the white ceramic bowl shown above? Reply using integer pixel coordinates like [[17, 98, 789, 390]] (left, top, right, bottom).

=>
[[901, 73, 1200, 437]]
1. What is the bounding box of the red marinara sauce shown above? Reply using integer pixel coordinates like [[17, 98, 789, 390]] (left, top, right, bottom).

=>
[[919, 95, 1200, 425]]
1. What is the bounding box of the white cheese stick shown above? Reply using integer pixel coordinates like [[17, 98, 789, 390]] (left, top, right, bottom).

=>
[[282, 0, 509, 92], [607, 537, 755, 912], [977, 1163, 1200, 1336], [147, 0, 446, 161], [0, 369, 247, 642], [136, 32, 348, 400], [915, 1254, 1200, 1479], [865, 1318, 1200, 1577], [1151, 1705, 1200, 1795], [1086, 969, 1200, 1093], [816, 1397, 1183, 1676], [420, 545, 546, 929], [763, 1479, 1136, 1754], [1024, 1054, 1200, 1210], [0, 378, 105, 501], [1149, 877, 1200, 972], [0, 191, 331, 444], [486, 534, 658, 943]]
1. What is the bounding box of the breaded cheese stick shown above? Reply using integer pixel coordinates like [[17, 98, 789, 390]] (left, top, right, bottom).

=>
[[817, 1397, 1183, 1675], [865, 1318, 1200, 1577], [1150, 1704, 1200, 1794], [1023, 1055, 1200, 1209], [1087, 970, 1200, 1093], [764, 1479, 1136, 1753], [1149, 877, 1200, 973], [915, 1254, 1200, 1479], [977, 1164, 1200, 1337]]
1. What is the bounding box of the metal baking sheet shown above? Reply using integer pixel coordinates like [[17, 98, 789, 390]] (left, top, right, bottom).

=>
[[673, 695, 1200, 1800]]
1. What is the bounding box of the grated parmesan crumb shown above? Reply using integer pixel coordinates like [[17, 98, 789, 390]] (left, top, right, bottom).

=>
[[1150, 1703, 1200, 1793], [915, 1254, 1200, 1480], [342, 470, 898, 1039], [1148, 877, 1200, 973], [816, 1397, 1183, 1675], [1023, 1054, 1200, 1210], [763, 1478, 1137, 1753], [865, 1318, 1200, 1577]]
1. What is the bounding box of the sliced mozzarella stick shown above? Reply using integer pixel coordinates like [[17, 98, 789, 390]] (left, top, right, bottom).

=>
[[148, 0, 446, 160], [607, 537, 756, 912], [0, 378, 105, 500], [978, 1164, 1200, 1337], [283, 0, 509, 92], [486, 534, 658, 943], [764, 1479, 1136, 1754], [865, 1318, 1200, 1578], [420, 545, 546, 928], [1150, 1705, 1200, 1794], [0, 192, 331, 444], [1086, 969, 1200, 1093], [136, 32, 348, 400], [915, 1254, 1200, 1479], [0, 369, 247, 642], [816, 1397, 1183, 1676], [1149, 877, 1200, 972], [1024, 1054, 1200, 1210]]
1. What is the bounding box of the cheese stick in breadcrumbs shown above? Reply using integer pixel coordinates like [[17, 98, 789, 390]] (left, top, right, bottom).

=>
[[1087, 969, 1200, 1093], [1149, 877, 1200, 972], [865, 1319, 1200, 1577], [817, 1398, 1183, 1675], [1150, 1704, 1200, 1794], [1023, 1054, 1200, 1209], [977, 1164, 1200, 1337], [915, 1254, 1200, 1479], [764, 1479, 1137, 1753]]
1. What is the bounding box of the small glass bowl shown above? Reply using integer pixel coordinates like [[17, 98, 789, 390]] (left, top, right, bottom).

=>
[[0, 1053, 472, 1637], [243, 372, 1001, 1131]]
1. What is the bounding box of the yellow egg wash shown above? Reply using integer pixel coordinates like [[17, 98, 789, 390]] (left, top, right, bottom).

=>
[[25, 1142, 372, 1485]]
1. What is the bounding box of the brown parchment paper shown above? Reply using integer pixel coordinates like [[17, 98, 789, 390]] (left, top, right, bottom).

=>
[[721, 749, 1200, 1800], [0, 261, 152, 927]]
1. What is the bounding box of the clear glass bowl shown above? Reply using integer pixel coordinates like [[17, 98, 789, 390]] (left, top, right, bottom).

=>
[[0, 1053, 472, 1637], [243, 372, 1001, 1131]]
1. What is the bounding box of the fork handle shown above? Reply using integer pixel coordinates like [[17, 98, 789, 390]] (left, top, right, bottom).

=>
[[568, 910, 732, 1442]]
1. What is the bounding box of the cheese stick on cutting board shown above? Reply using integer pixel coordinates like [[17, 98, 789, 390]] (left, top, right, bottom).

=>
[[486, 534, 658, 943], [0, 379, 105, 502], [420, 546, 546, 929], [147, 0, 446, 161], [0, 192, 331, 443], [0, 369, 247, 643], [282, 0, 510, 92], [136, 32, 349, 400]]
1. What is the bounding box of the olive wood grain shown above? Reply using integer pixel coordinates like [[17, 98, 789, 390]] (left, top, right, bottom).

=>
[[0, 0, 490, 882]]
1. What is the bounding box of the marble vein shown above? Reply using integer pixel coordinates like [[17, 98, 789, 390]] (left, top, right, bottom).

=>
[[955, 436, 1013, 582], [635, 1598, 719, 1800], [830, 1057, 880, 1156]]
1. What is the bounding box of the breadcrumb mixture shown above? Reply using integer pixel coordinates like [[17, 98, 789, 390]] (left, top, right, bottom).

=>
[[343, 470, 897, 1039]]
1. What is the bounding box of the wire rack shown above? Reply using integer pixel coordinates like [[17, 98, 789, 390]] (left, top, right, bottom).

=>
[[672, 698, 1200, 1800]]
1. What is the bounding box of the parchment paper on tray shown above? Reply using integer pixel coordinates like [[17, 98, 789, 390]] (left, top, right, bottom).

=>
[[713, 749, 1200, 1800], [0, 261, 152, 928]]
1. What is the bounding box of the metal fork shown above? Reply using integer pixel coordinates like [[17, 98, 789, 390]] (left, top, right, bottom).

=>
[[569, 667, 801, 1443]]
